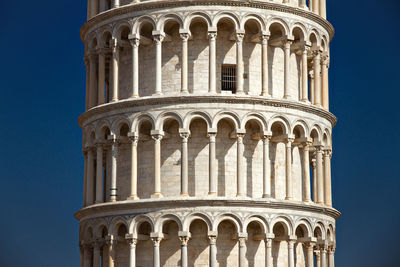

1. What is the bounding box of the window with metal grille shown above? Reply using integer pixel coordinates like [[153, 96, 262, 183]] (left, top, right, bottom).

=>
[[221, 65, 236, 93]]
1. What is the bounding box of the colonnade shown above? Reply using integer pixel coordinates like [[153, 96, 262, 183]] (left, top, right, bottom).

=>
[[87, 0, 327, 20], [83, 130, 333, 206], [81, 233, 335, 267], [85, 32, 330, 110]]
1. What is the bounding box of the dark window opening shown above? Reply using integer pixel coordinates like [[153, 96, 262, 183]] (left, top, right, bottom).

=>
[[221, 65, 236, 93]]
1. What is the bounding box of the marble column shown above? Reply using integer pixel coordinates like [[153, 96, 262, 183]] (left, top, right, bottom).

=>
[[328, 247, 335, 267], [208, 234, 217, 267], [93, 241, 101, 267], [106, 235, 115, 267], [113, 0, 120, 8], [179, 232, 191, 267], [324, 149, 332, 206], [285, 137, 294, 200], [180, 131, 190, 196], [321, 54, 329, 110], [316, 146, 324, 204], [111, 38, 119, 102], [95, 143, 103, 203], [299, 0, 307, 8], [98, 48, 105, 105], [83, 150, 88, 206], [235, 30, 245, 94], [83, 244, 92, 267], [315, 249, 321, 267], [92, 0, 98, 17], [208, 131, 217, 195], [313, 0, 319, 14], [86, 147, 95, 205], [151, 235, 163, 267], [306, 242, 315, 267], [261, 35, 270, 97], [126, 235, 137, 267], [301, 46, 310, 102], [151, 131, 164, 198], [129, 35, 140, 98], [238, 234, 247, 267], [153, 32, 165, 95], [208, 31, 217, 93], [89, 52, 97, 108], [236, 132, 245, 197], [320, 0, 327, 19], [284, 40, 293, 99], [180, 30, 190, 94], [84, 57, 90, 110], [313, 50, 321, 107], [309, 70, 315, 104], [80, 244, 84, 267], [109, 135, 118, 202], [288, 239, 296, 267], [312, 156, 317, 202], [264, 235, 274, 267], [302, 141, 312, 202], [321, 246, 327, 267], [263, 135, 272, 198], [128, 133, 139, 200]]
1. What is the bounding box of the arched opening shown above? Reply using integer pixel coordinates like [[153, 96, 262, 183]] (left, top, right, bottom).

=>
[[293, 124, 307, 201], [272, 222, 289, 267], [114, 224, 129, 265], [99, 226, 108, 267], [137, 120, 154, 198], [308, 33, 318, 104], [246, 221, 265, 267], [270, 121, 288, 199], [188, 219, 209, 266], [188, 118, 209, 196], [310, 128, 320, 202], [292, 27, 306, 101], [138, 21, 156, 96], [244, 119, 263, 198], [116, 25, 132, 100], [188, 17, 209, 93], [216, 118, 236, 196], [101, 31, 112, 103], [160, 220, 181, 266], [295, 224, 308, 266], [216, 17, 236, 94], [244, 19, 262, 95], [216, 219, 238, 266], [161, 118, 181, 197], [136, 221, 153, 267], [268, 22, 286, 98]]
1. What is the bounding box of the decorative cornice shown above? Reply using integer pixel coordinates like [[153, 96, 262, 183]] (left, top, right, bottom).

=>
[[81, 0, 334, 41], [78, 95, 337, 127], [74, 198, 341, 221]]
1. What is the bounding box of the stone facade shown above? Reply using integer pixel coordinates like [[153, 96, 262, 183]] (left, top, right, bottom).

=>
[[76, 1, 338, 267]]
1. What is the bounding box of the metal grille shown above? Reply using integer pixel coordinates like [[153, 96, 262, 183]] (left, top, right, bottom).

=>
[[221, 65, 236, 93]]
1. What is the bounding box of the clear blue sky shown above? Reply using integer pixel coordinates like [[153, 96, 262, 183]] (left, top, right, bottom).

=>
[[1, 1, 399, 266]]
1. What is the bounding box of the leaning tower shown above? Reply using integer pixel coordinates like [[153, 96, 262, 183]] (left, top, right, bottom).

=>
[[77, 0, 339, 266]]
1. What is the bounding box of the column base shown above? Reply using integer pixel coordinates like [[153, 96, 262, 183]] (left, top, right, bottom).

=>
[[151, 192, 164, 198], [152, 92, 163, 96], [208, 192, 217, 196], [130, 94, 139, 98], [262, 194, 271, 198], [95, 200, 103, 204], [285, 197, 293, 201], [180, 193, 190, 197], [301, 99, 310, 103], [283, 95, 291, 100], [261, 93, 271, 98], [127, 195, 139, 200]]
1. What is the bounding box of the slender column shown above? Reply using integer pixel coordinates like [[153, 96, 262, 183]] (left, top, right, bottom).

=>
[[92, 0, 99, 16], [208, 131, 217, 195], [128, 133, 139, 200], [312, 156, 317, 202], [83, 244, 92, 267], [112, 0, 120, 8], [285, 137, 294, 200], [313, 50, 322, 106], [261, 34, 270, 97], [320, 0, 327, 19], [80, 244, 84, 267], [151, 131, 164, 198], [83, 150, 88, 206], [208, 233, 217, 267], [316, 146, 324, 204], [309, 70, 315, 104], [108, 135, 118, 202], [180, 131, 190, 196], [178, 232, 191, 267], [301, 46, 310, 102], [180, 30, 190, 94], [129, 35, 140, 98], [262, 135, 272, 198], [95, 143, 103, 203], [106, 235, 115, 267], [93, 241, 101, 267], [321, 245, 327, 267], [264, 234, 274, 267], [89, 52, 97, 108], [208, 31, 217, 93], [313, 0, 320, 15], [84, 57, 90, 110], [98, 49, 106, 105], [283, 0, 289, 4], [283, 40, 293, 99], [321, 54, 330, 110], [302, 141, 312, 202], [236, 132, 245, 197], [238, 234, 247, 267], [315, 249, 321, 267], [86, 147, 95, 205], [99, 0, 106, 12], [324, 149, 332, 206], [328, 247, 335, 267], [299, 0, 307, 8], [126, 235, 137, 267], [153, 32, 165, 95], [235, 30, 245, 94], [111, 38, 119, 102], [151, 234, 163, 267], [288, 240, 295, 267], [306, 242, 315, 267]]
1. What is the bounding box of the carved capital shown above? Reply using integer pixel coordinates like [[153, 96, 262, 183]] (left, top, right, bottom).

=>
[[180, 32, 190, 42], [153, 33, 165, 44], [129, 38, 140, 48], [208, 235, 217, 245], [208, 32, 217, 40], [235, 32, 245, 43], [260, 34, 270, 45]]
